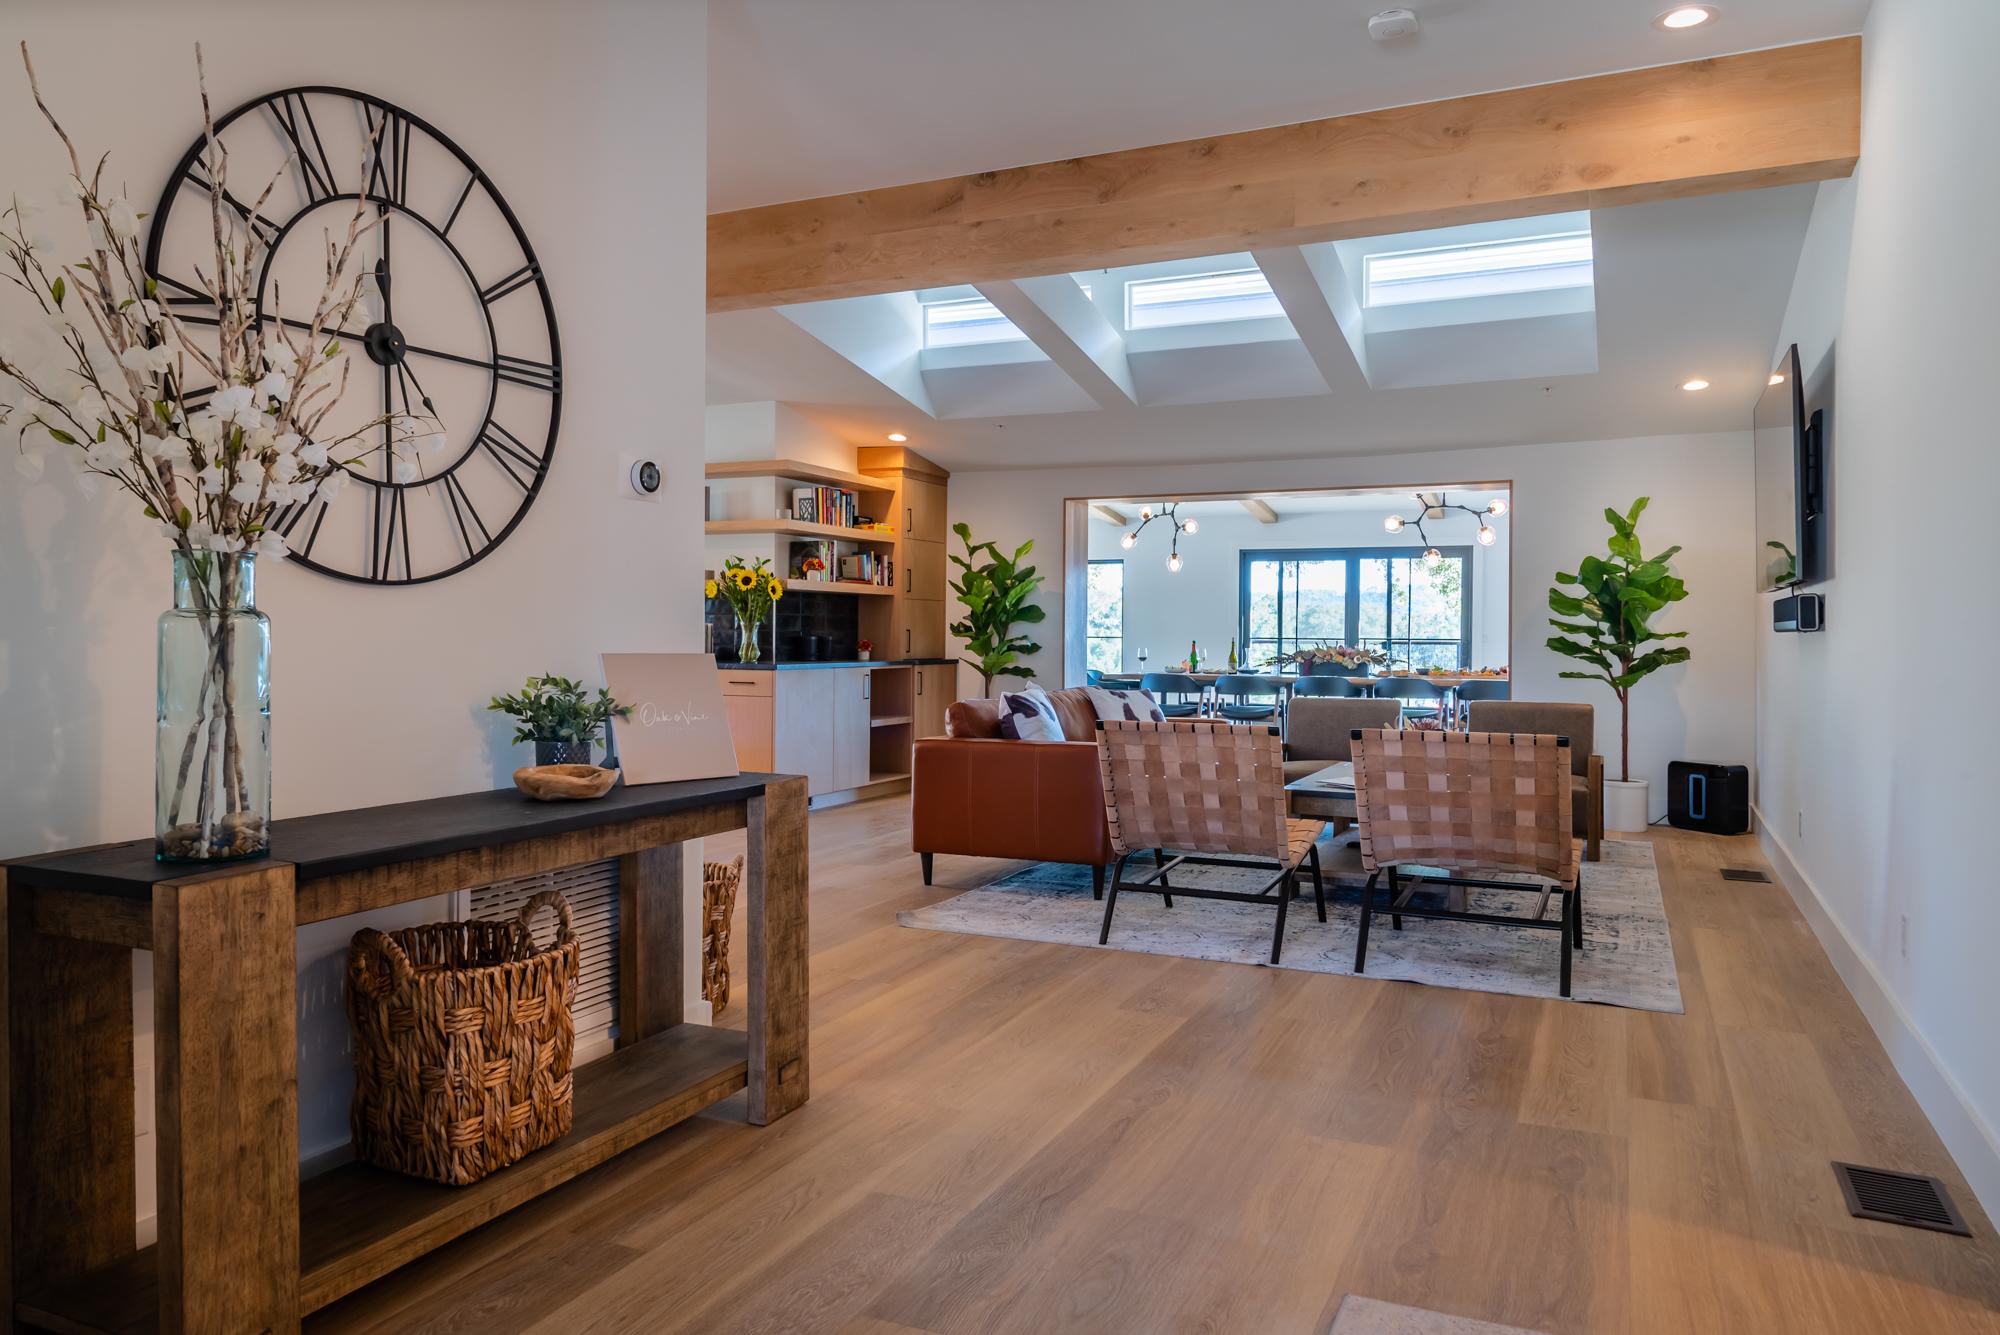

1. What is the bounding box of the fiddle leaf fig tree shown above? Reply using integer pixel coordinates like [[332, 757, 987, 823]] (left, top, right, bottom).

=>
[[1546, 497, 1691, 783], [948, 522, 1046, 695]]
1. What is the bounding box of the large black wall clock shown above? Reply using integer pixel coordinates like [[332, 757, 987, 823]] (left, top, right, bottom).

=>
[[144, 87, 561, 585]]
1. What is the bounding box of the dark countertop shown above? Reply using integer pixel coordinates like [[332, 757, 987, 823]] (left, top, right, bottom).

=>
[[713, 657, 956, 671], [7, 772, 781, 899]]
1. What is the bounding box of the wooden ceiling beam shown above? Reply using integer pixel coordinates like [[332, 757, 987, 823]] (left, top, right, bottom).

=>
[[1239, 499, 1280, 525], [708, 39, 1859, 312]]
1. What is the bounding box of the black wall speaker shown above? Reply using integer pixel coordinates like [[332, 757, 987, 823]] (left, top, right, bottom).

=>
[[1667, 761, 1750, 835], [1773, 592, 1825, 632]]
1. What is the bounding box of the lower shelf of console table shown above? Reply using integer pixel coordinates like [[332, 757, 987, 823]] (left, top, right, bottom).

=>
[[17, 1022, 749, 1333], [4, 773, 810, 1334]]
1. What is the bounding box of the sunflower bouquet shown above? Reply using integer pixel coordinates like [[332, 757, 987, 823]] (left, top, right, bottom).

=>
[[706, 556, 784, 663]]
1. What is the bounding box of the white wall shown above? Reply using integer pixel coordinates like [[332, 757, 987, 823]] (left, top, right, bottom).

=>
[[1, 0, 709, 1199], [952, 431, 1756, 804], [1757, 0, 2000, 1215], [1083, 501, 1511, 671]]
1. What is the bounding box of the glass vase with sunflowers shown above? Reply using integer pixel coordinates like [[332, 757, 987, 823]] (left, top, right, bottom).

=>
[[706, 557, 784, 663]]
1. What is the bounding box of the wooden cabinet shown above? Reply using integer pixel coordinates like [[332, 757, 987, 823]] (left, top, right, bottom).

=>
[[902, 475, 947, 544], [831, 667, 872, 791], [904, 536, 946, 602], [718, 671, 775, 771], [915, 663, 954, 738], [894, 598, 946, 660]]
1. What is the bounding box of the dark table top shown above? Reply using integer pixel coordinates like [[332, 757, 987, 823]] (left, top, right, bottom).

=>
[[711, 657, 956, 671], [7, 772, 782, 899]]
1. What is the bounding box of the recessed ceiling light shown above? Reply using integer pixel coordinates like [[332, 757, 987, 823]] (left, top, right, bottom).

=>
[[1681, 378, 1711, 392], [1768, 373, 1786, 385], [886, 432, 908, 442], [1654, 5, 1719, 30]]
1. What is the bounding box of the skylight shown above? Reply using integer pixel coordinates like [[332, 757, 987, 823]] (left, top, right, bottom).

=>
[[922, 296, 1027, 348], [1125, 268, 1284, 330], [1364, 232, 1594, 307]]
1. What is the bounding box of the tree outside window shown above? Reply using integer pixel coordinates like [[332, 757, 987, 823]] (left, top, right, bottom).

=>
[[1087, 560, 1124, 673]]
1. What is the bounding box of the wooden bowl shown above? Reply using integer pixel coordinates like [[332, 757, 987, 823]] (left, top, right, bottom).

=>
[[513, 764, 619, 801]]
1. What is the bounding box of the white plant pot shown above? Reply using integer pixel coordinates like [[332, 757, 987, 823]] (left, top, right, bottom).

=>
[[1603, 778, 1650, 834]]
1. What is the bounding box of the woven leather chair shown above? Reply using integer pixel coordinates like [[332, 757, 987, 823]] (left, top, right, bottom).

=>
[[1350, 728, 1583, 996], [1095, 719, 1327, 964], [1466, 700, 1603, 861]]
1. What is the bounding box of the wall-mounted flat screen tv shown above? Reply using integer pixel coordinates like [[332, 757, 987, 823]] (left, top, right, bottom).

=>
[[1753, 343, 1822, 591]]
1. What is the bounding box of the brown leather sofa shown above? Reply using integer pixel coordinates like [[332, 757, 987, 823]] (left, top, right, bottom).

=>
[[911, 686, 1114, 897], [1466, 700, 1605, 861]]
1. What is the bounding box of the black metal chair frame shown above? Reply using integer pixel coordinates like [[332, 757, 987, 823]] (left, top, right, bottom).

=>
[[1353, 863, 1584, 996], [1099, 844, 1326, 965]]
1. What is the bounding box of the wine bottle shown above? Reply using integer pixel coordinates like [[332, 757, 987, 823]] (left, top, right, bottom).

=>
[[1188, 638, 1199, 672], [1227, 638, 1238, 672]]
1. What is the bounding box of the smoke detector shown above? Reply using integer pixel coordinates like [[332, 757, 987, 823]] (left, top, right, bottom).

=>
[[1369, 8, 1420, 41]]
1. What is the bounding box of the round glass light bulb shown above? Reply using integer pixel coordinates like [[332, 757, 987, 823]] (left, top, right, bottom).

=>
[[1139, 506, 1154, 521], [1383, 514, 1406, 533], [1477, 525, 1497, 547], [1486, 498, 1508, 517], [1181, 518, 1198, 535], [1167, 553, 1182, 573], [1120, 532, 1137, 550], [1424, 547, 1442, 562]]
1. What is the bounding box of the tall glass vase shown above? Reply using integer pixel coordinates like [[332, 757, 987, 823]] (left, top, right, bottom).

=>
[[156, 550, 271, 862], [737, 617, 763, 664]]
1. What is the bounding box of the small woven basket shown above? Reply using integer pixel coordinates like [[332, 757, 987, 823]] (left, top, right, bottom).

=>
[[347, 890, 578, 1186], [702, 855, 744, 1013]]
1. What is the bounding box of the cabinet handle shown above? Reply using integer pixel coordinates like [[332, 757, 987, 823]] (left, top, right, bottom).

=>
[[904, 567, 910, 593], [727, 679, 757, 686], [864, 674, 871, 701], [906, 628, 912, 653], [905, 505, 913, 531], [916, 672, 923, 696]]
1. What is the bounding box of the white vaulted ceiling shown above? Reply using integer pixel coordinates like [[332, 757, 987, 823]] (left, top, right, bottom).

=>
[[705, 1, 1861, 472]]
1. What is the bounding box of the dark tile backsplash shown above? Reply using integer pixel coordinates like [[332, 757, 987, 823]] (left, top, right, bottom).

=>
[[707, 588, 860, 663]]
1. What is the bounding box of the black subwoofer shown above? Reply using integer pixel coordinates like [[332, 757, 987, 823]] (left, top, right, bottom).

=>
[[1667, 761, 1750, 835]]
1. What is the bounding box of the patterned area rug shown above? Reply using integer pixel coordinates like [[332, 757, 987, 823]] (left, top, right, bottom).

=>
[[898, 838, 1682, 1012], [1328, 1295, 1553, 1335]]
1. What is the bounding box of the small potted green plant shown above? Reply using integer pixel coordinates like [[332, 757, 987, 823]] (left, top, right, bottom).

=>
[[488, 675, 632, 766]]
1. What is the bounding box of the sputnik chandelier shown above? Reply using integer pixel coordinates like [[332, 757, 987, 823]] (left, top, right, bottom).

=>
[[1120, 501, 1198, 572], [1383, 491, 1508, 558]]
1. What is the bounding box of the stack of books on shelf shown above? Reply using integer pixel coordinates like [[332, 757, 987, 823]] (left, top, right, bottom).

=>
[[791, 485, 861, 528], [787, 539, 893, 587]]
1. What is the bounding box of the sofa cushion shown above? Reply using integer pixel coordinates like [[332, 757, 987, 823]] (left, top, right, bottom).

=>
[[947, 686, 1099, 742], [1083, 685, 1165, 724], [997, 686, 1066, 742], [1466, 700, 1595, 776]]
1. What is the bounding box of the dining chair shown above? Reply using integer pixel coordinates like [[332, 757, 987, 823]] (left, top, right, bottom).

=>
[[1211, 672, 1279, 722], [1086, 668, 1105, 687], [1372, 676, 1445, 724], [1095, 719, 1327, 964], [1451, 678, 1511, 727], [1140, 671, 1204, 718], [1350, 728, 1583, 996], [1288, 674, 1365, 699]]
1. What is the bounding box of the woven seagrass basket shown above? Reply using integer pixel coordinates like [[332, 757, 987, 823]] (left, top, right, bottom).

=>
[[347, 889, 578, 1186], [701, 855, 744, 1013]]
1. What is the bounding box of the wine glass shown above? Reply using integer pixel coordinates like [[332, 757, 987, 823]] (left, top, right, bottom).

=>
[[1137, 646, 1149, 674]]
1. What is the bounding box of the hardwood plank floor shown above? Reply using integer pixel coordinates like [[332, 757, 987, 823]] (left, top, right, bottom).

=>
[[310, 801, 2000, 1334]]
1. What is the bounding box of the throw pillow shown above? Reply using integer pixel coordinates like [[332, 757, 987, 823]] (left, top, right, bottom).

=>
[[1083, 684, 1166, 724], [997, 686, 1066, 742]]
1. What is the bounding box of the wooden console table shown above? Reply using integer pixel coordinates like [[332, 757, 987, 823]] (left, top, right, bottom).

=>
[[1, 772, 808, 1333]]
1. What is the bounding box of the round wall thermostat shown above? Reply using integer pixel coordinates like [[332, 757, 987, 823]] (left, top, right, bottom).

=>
[[1368, 8, 1419, 41], [630, 459, 663, 495]]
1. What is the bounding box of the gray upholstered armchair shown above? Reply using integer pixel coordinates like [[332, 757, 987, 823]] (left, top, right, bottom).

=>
[[1282, 697, 1401, 783], [1466, 700, 1605, 862]]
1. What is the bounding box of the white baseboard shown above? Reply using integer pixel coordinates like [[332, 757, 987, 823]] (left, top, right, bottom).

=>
[[1753, 805, 2000, 1220]]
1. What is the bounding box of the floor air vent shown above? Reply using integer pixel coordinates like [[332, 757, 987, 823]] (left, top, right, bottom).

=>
[[1833, 1162, 1972, 1235], [1719, 867, 1772, 883]]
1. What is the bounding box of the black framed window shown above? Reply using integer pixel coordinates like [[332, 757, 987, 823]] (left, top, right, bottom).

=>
[[1086, 559, 1125, 673], [1239, 546, 1472, 669]]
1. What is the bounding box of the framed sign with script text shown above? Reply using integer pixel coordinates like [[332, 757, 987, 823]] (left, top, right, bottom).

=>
[[599, 653, 741, 785]]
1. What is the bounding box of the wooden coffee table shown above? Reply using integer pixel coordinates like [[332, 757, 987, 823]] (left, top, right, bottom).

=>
[[1285, 760, 1356, 823]]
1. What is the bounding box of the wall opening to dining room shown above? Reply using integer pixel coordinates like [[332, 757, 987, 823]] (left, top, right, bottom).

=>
[[1067, 485, 1511, 685]]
